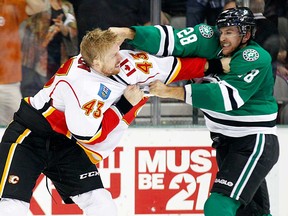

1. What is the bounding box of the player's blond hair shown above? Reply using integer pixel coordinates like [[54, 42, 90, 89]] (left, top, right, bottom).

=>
[[80, 28, 120, 67]]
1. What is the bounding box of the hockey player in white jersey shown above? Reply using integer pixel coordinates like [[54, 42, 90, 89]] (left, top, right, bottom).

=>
[[0, 28, 214, 216]]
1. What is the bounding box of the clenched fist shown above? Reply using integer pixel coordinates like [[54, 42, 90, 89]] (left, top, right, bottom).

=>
[[123, 85, 144, 105]]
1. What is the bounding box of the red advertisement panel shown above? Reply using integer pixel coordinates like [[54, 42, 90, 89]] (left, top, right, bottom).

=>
[[135, 147, 217, 214]]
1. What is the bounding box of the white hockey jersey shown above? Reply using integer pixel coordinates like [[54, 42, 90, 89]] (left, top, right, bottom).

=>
[[25, 50, 206, 163]]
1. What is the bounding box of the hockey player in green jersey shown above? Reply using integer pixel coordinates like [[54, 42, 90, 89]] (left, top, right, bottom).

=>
[[111, 7, 279, 216]]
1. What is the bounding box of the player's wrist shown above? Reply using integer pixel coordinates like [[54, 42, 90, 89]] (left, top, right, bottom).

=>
[[114, 95, 133, 115], [205, 59, 223, 75], [124, 28, 136, 40]]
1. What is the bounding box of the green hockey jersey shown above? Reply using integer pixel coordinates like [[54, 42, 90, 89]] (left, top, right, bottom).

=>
[[129, 25, 278, 137]]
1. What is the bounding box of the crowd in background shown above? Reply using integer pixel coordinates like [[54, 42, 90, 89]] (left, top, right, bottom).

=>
[[1, 0, 288, 127]]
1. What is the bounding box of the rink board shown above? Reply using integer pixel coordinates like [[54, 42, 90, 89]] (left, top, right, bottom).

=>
[[0, 127, 287, 216]]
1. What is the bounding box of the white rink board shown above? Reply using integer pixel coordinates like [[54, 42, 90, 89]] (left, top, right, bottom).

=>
[[0, 127, 287, 216]]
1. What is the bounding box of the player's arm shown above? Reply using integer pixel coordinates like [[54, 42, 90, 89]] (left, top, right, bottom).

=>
[[149, 67, 263, 113], [117, 50, 230, 90], [149, 80, 235, 111], [169, 57, 231, 83], [110, 25, 221, 59], [149, 57, 231, 107], [149, 80, 185, 101], [116, 50, 208, 87], [165, 54, 231, 85]]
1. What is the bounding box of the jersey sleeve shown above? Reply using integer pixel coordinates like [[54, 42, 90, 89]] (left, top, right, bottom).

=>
[[128, 24, 221, 59], [116, 50, 207, 88], [171, 57, 207, 83]]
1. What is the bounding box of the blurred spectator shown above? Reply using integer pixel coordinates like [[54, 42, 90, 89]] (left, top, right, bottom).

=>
[[186, 0, 228, 27], [263, 0, 282, 27], [223, 0, 237, 9], [278, 0, 288, 19], [274, 36, 288, 125], [68, 0, 151, 50], [44, 0, 77, 79], [250, 0, 280, 81], [277, 36, 288, 78], [162, 0, 187, 28], [0, 0, 45, 127], [20, 0, 78, 97], [277, 0, 288, 78]]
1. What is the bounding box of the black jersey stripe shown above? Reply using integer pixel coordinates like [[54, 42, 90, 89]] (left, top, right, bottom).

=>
[[164, 57, 178, 84], [109, 75, 118, 82], [161, 25, 169, 56], [73, 133, 93, 141], [110, 75, 129, 85], [203, 112, 276, 127], [226, 86, 238, 109]]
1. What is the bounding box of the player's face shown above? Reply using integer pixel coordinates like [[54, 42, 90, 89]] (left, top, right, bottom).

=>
[[219, 26, 242, 56], [100, 44, 122, 76]]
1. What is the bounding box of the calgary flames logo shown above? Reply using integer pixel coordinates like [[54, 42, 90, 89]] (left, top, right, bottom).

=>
[[8, 175, 20, 184]]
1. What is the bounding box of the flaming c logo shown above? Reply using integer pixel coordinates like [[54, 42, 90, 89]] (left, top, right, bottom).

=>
[[8, 175, 20, 184]]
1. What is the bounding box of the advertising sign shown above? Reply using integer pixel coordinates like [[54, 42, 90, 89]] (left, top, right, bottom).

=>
[[0, 127, 285, 216]]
